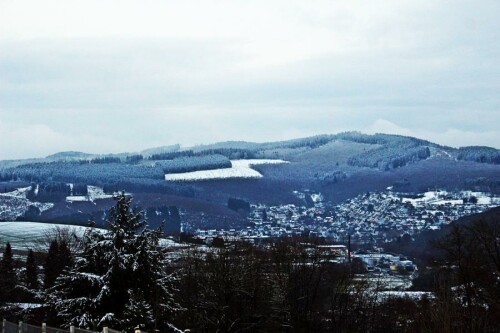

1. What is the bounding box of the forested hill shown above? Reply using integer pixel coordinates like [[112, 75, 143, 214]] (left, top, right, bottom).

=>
[[3, 131, 499, 170], [1, 131, 499, 195], [0, 132, 498, 227]]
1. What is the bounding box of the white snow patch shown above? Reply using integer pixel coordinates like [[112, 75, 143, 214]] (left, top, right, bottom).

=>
[[38, 202, 54, 213], [66, 196, 88, 202], [87, 185, 113, 201], [8, 303, 43, 309], [0, 187, 54, 220], [402, 190, 499, 206], [165, 159, 288, 181], [310, 193, 323, 203], [0, 186, 32, 199], [377, 291, 434, 301], [66, 185, 113, 203]]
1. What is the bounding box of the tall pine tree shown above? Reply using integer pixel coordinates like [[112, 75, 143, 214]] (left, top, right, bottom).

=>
[[48, 193, 180, 331], [44, 239, 73, 289], [25, 249, 39, 290]]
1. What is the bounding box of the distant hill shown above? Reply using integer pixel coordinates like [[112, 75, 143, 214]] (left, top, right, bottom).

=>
[[0, 132, 498, 226], [46, 151, 93, 160], [140, 144, 181, 157]]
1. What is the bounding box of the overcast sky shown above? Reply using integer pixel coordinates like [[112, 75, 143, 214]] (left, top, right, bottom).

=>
[[0, 0, 499, 159]]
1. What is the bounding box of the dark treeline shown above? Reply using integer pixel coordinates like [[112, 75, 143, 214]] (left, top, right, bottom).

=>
[[101, 178, 195, 197], [125, 154, 144, 164], [25, 182, 70, 203], [457, 146, 500, 164], [328, 132, 434, 170], [150, 149, 257, 161], [150, 150, 197, 160], [145, 205, 181, 236], [334, 132, 434, 147], [83, 157, 122, 164], [348, 142, 431, 170], [174, 240, 397, 332], [155, 154, 232, 174], [227, 197, 251, 212], [23, 182, 89, 202], [0, 161, 165, 183], [0, 163, 196, 199]]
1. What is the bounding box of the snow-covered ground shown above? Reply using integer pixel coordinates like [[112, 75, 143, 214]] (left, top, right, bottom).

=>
[[0, 222, 90, 250], [65, 195, 88, 202], [401, 190, 499, 206], [0, 186, 31, 199], [311, 193, 324, 203], [66, 185, 113, 203], [376, 291, 434, 301], [0, 188, 54, 221], [0, 221, 180, 251], [165, 159, 288, 181], [88, 185, 113, 201]]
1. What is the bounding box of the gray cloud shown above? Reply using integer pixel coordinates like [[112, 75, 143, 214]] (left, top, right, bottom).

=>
[[1, 0, 499, 159]]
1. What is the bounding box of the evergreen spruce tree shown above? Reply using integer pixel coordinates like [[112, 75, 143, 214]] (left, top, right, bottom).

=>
[[44, 240, 60, 289], [57, 240, 73, 273], [26, 249, 39, 290], [123, 290, 154, 331], [44, 239, 73, 290], [48, 193, 180, 331], [0, 242, 17, 302]]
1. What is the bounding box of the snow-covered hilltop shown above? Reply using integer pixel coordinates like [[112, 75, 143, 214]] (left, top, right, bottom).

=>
[[165, 159, 288, 181]]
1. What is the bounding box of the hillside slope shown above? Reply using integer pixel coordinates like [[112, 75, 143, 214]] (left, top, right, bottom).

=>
[[0, 132, 498, 225]]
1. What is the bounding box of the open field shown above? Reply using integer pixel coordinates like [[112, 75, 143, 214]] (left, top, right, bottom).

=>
[[0, 221, 89, 250]]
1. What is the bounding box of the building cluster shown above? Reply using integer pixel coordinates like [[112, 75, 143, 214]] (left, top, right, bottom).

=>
[[355, 252, 416, 274], [193, 190, 499, 245]]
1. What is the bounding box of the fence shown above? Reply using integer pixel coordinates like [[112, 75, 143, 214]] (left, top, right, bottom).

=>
[[1, 321, 152, 333]]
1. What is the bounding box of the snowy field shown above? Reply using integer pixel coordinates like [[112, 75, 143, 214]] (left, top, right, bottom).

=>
[[0, 222, 89, 250], [0, 221, 178, 250], [165, 159, 288, 181]]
